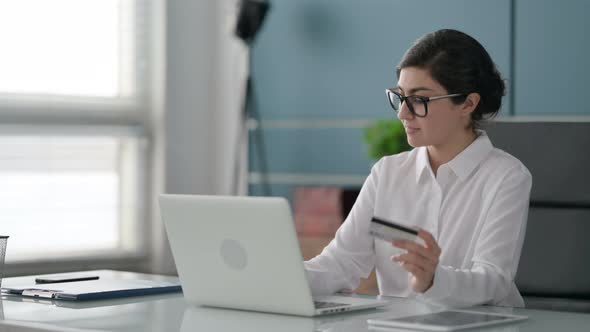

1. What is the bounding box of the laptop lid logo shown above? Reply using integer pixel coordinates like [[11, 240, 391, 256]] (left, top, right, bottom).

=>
[[220, 239, 248, 270]]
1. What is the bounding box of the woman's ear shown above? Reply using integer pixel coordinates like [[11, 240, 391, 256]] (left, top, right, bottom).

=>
[[461, 92, 481, 116]]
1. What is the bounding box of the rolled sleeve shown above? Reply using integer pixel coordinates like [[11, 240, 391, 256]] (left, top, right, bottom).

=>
[[304, 160, 382, 295]]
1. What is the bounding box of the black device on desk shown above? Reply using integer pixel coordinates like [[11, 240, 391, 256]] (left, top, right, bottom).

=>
[[35, 274, 100, 284]]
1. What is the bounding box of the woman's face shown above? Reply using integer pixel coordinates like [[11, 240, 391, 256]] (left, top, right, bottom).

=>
[[396, 67, 472, 148]]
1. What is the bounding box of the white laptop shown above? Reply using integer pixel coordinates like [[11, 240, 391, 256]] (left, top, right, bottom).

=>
[[159, 194, 389, 316]]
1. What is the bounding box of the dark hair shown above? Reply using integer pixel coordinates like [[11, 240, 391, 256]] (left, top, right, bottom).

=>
[[397, 29, 505, 129]]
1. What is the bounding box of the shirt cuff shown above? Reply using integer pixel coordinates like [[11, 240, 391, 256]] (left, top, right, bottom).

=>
[[414, 265, 452, 306]]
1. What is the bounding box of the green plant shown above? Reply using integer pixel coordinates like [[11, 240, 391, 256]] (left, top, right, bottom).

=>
[[363, 119, 412, 160]]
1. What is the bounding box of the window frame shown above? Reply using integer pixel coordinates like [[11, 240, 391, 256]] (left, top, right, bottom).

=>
[[0, 0, 157, 274]]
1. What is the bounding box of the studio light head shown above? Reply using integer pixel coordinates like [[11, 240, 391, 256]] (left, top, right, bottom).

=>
[[235, 0, 270, 45]]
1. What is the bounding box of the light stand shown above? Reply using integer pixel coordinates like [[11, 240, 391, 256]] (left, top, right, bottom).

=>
[[232, 0, 271, 196]]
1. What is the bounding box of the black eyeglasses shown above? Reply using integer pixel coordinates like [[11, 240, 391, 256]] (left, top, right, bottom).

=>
[[385, 88, 467, 117]]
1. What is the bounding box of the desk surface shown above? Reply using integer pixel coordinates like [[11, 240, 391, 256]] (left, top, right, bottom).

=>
[[1, 270, 589, 332]]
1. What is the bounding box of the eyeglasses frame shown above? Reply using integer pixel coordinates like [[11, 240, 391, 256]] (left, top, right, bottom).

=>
[[385, 88, 468, 118]]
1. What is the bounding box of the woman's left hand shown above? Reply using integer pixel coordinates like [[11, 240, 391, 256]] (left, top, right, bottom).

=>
[[392, 228, 441, 293]]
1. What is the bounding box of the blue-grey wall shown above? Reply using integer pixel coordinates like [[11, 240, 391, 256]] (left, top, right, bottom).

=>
[[514, 0, 590, 115], [248, 0, 589, 198]]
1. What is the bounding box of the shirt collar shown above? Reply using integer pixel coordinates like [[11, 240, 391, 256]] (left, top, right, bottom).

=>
[[415, 130, 494, 183], [448, 130, 493, 181], [415, 146, 431, 183]]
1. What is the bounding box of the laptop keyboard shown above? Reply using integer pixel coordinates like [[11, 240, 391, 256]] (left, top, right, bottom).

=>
[[314, 301, 351, 309]]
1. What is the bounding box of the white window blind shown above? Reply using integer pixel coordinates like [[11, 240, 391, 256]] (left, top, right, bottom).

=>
[[0, 0, 154, 264], [0, 0, 142, 99]]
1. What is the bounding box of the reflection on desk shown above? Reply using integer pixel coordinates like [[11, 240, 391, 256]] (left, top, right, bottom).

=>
[[2, 271, 590, 332], [179, 297, 442, 332], [181, 306, 316, 332], [2, 292, 182, 310]]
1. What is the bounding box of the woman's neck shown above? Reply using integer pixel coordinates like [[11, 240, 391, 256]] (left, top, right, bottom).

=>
[[427, 130, 478, 176]]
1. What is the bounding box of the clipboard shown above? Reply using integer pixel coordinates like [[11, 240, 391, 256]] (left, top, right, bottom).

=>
[[1, 278, 182, 301]]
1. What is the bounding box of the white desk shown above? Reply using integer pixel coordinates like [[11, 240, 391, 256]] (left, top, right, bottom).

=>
[[1, 270, 589, 332]]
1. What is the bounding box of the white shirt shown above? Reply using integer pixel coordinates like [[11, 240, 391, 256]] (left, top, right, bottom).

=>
[[304, 131, 532, 308]]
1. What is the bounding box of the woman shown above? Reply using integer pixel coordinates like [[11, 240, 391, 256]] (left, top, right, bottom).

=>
[[304, 29, 532, 308]]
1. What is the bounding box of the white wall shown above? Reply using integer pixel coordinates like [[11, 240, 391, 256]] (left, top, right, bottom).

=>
[[152, 0, 247, 275]]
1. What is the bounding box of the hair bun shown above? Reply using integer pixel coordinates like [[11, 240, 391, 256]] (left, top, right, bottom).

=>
[[480, 67, 505, 116]]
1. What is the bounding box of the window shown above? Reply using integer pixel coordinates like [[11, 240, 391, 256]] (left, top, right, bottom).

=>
[[0, 0, 154, 264], [0, 0, 137, 99]]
